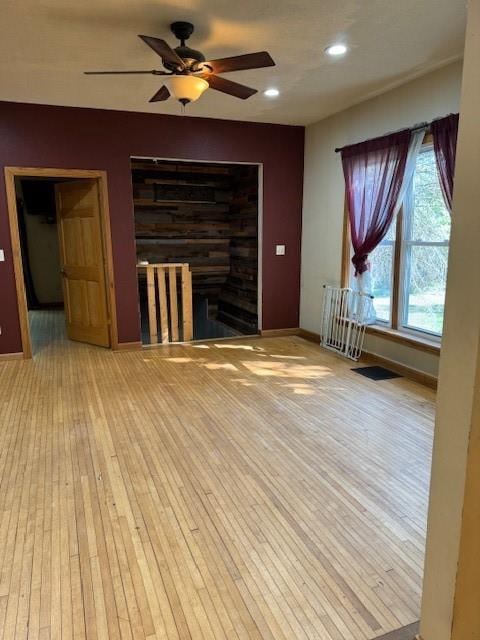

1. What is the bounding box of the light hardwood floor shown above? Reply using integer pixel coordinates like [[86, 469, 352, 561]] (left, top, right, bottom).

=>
[[0, 310, 435, 640]]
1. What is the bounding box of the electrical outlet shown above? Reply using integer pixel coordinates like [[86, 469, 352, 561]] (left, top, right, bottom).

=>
[[0, 249, 4, 262], [275, 244, 286, 256]]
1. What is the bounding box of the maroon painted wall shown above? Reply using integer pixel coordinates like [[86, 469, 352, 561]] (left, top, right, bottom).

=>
[[0, 101, 304, 354]]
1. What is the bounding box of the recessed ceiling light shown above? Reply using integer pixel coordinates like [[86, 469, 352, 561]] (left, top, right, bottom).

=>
[[325, 43, 348, 56], [264, 88, 280, 98]]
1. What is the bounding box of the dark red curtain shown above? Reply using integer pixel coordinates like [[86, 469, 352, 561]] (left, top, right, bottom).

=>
[[341, 130, 411, 275], [431, 113, 459, 213]]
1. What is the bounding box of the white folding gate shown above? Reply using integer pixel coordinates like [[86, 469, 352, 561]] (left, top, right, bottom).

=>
[[320, 285, 374, 361]]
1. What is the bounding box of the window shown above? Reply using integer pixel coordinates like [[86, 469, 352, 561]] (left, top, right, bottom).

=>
[[347, 137, 451, 339], [400, 146, 450, 335]]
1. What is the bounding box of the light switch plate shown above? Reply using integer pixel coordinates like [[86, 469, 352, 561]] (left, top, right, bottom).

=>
[[275, 244, 286, 256], [0, 249, 4, 262]]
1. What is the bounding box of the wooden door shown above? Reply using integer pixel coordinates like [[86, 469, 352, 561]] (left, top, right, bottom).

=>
[[56, 179, 110, 347]]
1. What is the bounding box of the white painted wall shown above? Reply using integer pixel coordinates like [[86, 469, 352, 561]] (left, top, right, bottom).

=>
[[300, 60, 463, 376]]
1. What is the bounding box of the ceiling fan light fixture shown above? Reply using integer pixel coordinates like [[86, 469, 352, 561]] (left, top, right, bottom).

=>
[[168, 75, 209, 104]]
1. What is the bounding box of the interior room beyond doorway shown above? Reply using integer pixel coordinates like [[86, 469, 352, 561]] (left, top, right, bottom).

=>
[[16, 176, 66, 353]]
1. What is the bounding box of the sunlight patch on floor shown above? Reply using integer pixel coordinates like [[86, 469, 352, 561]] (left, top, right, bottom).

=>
[[213, 343, 265, 352], [242, 360, 333, 379], [231, 378, 254, 386], [280, 382, 316, 395], [203, 362, 239, 371]]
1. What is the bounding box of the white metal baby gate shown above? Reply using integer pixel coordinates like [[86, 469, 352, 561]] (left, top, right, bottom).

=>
[[320, 285, 374, 361]]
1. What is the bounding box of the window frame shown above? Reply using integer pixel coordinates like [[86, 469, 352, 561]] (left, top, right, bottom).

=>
[[398, 141, 450, 339], [341, 133, 444, 353]]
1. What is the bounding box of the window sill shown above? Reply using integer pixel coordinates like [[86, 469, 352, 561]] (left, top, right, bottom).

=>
[[366, 325, 441, 355]]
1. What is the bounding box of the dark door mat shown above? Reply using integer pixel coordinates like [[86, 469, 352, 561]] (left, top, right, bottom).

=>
[[352, 365, 402, 381], [372, 621, 419, 640]]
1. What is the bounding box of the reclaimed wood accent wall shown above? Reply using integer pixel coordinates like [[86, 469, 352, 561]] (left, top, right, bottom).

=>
[[133, 160, 258, 334], [218, 165, 258, 333]]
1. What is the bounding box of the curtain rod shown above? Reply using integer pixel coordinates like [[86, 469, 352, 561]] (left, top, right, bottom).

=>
[[334, 121, 430, 153]]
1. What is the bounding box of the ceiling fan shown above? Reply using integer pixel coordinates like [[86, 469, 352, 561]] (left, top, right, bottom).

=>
[[85, 21, 275, 106]]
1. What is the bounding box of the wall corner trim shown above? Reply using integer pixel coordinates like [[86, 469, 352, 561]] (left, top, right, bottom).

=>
[[0, 352, 24, 362], [113, 341, 143, 352], [260, 328, 300, 337], [298, 328, 321, 343]]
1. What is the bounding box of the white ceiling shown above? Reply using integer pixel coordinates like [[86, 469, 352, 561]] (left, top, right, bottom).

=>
[[0, 0, 466, 125]]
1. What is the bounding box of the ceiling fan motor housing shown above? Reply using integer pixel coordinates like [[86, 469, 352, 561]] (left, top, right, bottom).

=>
[[174, 45, 206, 67], [166, 21, 206, 72], [170, 21, 194, 43]]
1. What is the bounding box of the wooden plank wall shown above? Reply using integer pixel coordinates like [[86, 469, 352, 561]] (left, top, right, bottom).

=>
[[133, 160, 258, 334], [218, 165, 259, 334]]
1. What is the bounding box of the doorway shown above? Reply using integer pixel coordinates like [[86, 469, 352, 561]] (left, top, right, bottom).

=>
[[131, 157, 261, 344], [5, 168, 118, 357]]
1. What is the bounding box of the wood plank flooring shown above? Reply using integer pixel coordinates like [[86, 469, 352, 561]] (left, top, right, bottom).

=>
[[0, 310, 435, 639]]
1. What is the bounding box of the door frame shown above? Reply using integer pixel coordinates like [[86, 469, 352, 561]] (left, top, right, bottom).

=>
[[130, 156, 263, 333], [4, 167, 119, 357]]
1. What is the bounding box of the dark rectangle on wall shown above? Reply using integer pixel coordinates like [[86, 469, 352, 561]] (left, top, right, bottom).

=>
[[0, 101, 304, 354]]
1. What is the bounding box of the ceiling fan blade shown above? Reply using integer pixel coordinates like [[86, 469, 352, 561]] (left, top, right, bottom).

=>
[[84, 69, 168, 75], [201, 74, 257, 100], [139, 35, 185, 70], [204, 51, 275, 75], [149, 85, 170, 102]]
